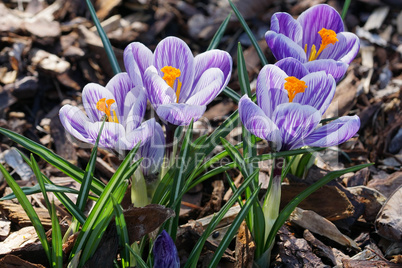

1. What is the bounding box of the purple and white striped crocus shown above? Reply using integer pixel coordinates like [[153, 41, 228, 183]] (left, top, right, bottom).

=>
[[265, 4, 360, 82], [239, 64, 360, 151], [124, 37, 232, 126], [59, 73, 165, 175]]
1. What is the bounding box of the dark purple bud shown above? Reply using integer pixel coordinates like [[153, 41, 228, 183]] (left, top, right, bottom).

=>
[[153, 230, 180, 268]]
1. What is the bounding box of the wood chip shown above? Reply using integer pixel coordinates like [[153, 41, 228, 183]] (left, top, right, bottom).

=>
[[376, 184, 402, 241], [363, 6, 390, 31], [290, 207, 360, 250]]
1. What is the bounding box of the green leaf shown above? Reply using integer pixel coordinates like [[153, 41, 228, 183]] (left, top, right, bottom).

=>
[[77, 118, 105, 212], [209, 185, 261, 267], [111, 196, 130, 268], [0, 163, 51, 264], [222, 86, 241, 103], [71, 142, 141, 264], [237, 43, 252, 97], [229, 0, 268, 66], [16, 150, 87, 224], [167, 121, 194, 240], [51, 202, 63, 268], [0, 184, 96, 202], [207, 12, 232, 50], [126, 244, 149, 268], [184, 169, 259, 268], [84, 0, 121, 74], [189, 162, 236, 190], [264, 163, 373, 250], [246, 147, 326, 163], [341, 0, 352, 20], [30, 155, 52, 214], [0, 127, 105, 196]]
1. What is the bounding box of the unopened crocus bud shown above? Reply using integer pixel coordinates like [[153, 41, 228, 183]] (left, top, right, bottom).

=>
[[153, 230, 180, 268]]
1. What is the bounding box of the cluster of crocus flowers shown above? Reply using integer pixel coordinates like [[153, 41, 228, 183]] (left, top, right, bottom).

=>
[[265, 4, 360, 82], [124, 37, 233, 126], [239, 64, 360, 152], [59, 73, 164, 175]]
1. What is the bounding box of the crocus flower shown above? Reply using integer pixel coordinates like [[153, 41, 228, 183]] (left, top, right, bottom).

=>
[[124, 37, 232, 126], [239, 64, 360, 151], [59, 73, 165, 173], [153, 230, 180, 268], [265, 4, 360, 82]]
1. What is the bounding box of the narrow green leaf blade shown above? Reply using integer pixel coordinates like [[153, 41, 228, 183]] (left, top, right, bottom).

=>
[[51, 202, 63, 268], [0, 164, 51, 264], [0, 127, 105, 195], [229, 0, 268, 65], [209, 185, 261, 267], [77, 119, 105, 212], [111, 196, 130, 268], [126, 244, 149, 268], [84, 0, 121, 74], [265, 163, 373, 250], [207, 12, 232, 50]]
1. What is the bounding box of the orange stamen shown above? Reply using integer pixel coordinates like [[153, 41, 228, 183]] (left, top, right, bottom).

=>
[[96, 98, 119, 123], [161, 66, 182, 103], [284, 77, 307, 102], [307, 28, 338, 61]]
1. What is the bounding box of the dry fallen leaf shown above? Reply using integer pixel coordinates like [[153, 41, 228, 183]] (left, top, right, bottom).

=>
[[376, 184, 402, 241]]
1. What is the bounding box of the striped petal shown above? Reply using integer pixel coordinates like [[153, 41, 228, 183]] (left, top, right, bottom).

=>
[[82, 83, 116, 122], [156, 103, 206, 126], [270, 12, 303, 45], [139, 120, 165, 176], [124, 42, 153, 88], [318, 32, 360, 64], [239, 95, 282, 149], [124, 86, 147, 132], [85, 121, 126, 150], [275, 57, 310, 79], [298, 4, 344, 51], [265, 31, 307, 62], [273, 103, 321, 150], [144, 66, 177, 109], [118, 118, 156, 151], [186, 68, 225, 106], [256, 65, 289, 118], [293, 71, 336, 115], [304, 59, 348, 82], [59, 105, 91, 142], [106, 72, 135, 121], [292, 115, 360, 149], [189, 49, 232, 101], [153, 37, 195, 102]]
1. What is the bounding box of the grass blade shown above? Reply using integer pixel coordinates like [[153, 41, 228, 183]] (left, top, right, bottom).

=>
[[229, 0, 268, 66], [30, 155, 52, 213], [0, 127, 105, 195], [264, 163, 373, 250], [70, 142, 141, 263], [341, 0, 352, 20], [207, 12, 232, 50], [223, 86, 241, 103], [111, 196, 130, 268], [0, 163, 51, 264], [16, 150, 87, 224], [77, 119, 105, 212], [84, 0, 121, 74], [126, 244, 149, 268], [167, 121, 194, 240], [184, 169, 259, 268], [51, 202, 63, 268], [209, 185, 260, 267]]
